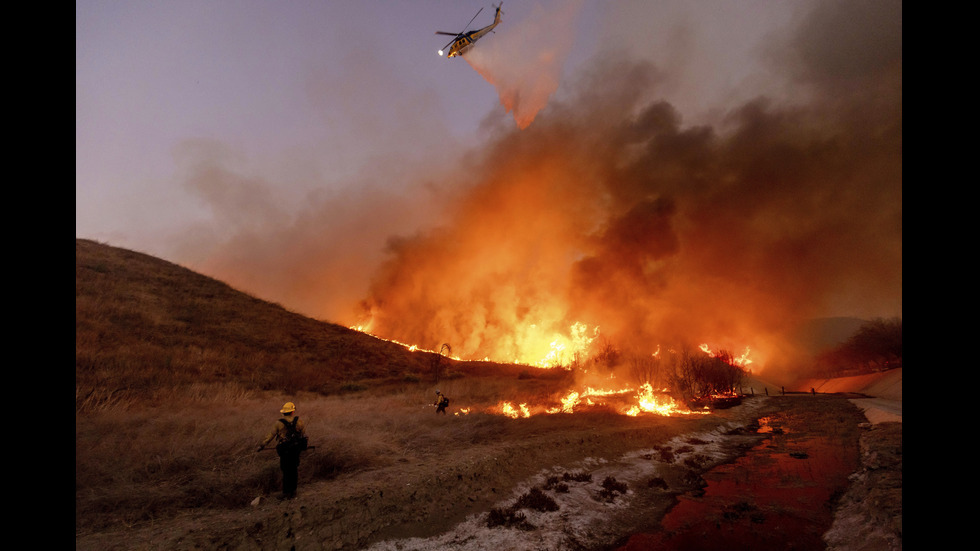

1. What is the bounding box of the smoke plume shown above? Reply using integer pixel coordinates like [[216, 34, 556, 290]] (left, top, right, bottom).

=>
[[357, 0, 901, 371], [176, 1, 901, 378]]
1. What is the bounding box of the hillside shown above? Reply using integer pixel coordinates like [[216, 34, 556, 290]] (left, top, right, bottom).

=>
[[76, 239, 530, 410]]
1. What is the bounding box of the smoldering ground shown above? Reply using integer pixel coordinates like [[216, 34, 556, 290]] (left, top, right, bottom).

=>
[[172, 1, 901, 380]]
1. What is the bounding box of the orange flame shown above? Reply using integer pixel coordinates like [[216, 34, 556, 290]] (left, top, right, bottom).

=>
[[623, 383, 704, 416], [352, 322, 753, 419], [352, 320, 597, 367], [699, 343, 754, 368], [489, 382, 707, 418], [498, 401, 531, 418]]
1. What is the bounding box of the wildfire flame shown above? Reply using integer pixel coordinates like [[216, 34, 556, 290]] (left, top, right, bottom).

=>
[[623, 383, 703, 416], [355, 324, 748, 419], [490, 382, 707, 419], [355, 320, 597, 368], [499, 401, 531, 419], [699, 343, 754, 368]]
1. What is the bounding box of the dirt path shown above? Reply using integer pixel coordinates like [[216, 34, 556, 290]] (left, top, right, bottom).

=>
[[76, 395, 900, 550], [609, 395, 897, 550]]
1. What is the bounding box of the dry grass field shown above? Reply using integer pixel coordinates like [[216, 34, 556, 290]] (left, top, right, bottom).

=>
[[76, 238, 576, 528]]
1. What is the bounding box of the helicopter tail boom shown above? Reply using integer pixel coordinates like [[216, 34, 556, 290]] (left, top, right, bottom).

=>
[[493, 3, 503, 25]]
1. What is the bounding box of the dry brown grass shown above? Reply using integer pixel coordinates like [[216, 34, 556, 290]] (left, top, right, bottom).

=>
[[75, 239, 575, 533], [74, 380, 585, 532], [76, 239, 476, 410]]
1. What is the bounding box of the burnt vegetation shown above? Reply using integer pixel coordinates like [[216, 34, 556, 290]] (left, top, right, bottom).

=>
[[578, 339, 750, 403], [673, 349, 746, 398]]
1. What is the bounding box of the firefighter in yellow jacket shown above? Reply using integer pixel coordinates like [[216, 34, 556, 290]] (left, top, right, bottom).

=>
[[257, 402, 307, 499], [434, 390, 449, 414]]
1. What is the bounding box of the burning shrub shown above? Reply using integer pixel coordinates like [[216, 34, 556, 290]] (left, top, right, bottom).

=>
[[672, 349, 747, 398]]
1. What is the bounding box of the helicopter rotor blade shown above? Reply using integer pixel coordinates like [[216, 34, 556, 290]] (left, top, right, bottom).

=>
[[435, 31, 460, 36], [461, 7, 483, 33]]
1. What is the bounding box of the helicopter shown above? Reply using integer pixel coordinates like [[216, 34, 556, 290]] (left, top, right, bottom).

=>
[[436, 3, 503, 58]]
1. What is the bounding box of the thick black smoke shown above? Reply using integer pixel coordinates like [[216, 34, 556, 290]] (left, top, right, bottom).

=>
[[357, 0, 901, 372], [178, 1, 901, 378]]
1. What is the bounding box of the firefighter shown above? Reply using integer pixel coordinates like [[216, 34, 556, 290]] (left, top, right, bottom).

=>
[[434, 390, 449, 414], [257, 402, 308, 499]]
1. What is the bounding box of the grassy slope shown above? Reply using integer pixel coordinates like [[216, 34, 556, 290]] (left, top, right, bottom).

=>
[[75, 239, 570, 534], [76, 239, 534, 410]]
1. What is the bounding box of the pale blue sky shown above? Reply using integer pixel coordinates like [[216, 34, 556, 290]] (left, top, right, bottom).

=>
[[76, 0, 807, 259]]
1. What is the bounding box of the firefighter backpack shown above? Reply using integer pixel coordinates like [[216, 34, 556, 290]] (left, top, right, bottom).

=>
[[275, 417, 308, 456]]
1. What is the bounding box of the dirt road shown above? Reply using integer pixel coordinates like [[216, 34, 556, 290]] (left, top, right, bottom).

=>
[[610, 396, 901, 551], [76, 391, 900, 550]]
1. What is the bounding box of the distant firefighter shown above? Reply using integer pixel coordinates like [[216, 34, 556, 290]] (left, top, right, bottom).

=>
[[434, 390, 450, 414], [257, 402, 309, 499]]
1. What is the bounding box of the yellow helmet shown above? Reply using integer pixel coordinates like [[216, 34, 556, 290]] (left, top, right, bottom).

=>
[[280, 402, 296, 414]]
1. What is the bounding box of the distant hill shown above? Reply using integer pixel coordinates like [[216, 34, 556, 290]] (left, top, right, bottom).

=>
[[75, 239, 524, 408], [792, 317, 868, 355]]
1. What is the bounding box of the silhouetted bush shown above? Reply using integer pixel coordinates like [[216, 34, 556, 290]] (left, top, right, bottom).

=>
[[597, 476, 628, 501], [515, 487, 559, 512], [562, 470, 592, 483], [486, 507, 533, 529]]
